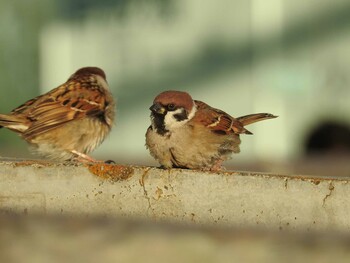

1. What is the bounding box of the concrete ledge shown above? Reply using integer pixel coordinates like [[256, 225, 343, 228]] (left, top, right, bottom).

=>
[[0, 160, 349, 231]]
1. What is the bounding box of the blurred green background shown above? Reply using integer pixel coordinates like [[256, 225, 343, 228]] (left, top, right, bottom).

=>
[[0, 0, 349, 175]]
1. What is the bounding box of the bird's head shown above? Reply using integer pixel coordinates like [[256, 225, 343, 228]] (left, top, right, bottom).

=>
[[150, 90, 196, 134]]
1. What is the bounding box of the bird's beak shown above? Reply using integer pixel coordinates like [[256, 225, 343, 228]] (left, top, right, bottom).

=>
[[150, 103, 166, 115]]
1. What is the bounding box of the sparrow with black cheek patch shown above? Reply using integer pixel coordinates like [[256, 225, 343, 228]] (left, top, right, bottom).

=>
[[146, 90, 277, 171], [0, 67, 115, 162]]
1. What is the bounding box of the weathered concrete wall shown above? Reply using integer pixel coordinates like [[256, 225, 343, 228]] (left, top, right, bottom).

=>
[[0, 160, 348, 231], [1, 213, 350, 263]]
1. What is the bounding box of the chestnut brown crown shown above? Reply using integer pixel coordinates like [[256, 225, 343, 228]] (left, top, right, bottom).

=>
[[153, 90, 194, 113]]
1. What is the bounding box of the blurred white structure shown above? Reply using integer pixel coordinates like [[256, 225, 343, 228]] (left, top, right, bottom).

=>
[[39, 0, 350, 166]]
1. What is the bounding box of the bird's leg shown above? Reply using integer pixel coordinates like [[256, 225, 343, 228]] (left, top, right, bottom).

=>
[[70, 150, 115, 164], [71, 150, 98, 163], [209, 159, 225, 172]]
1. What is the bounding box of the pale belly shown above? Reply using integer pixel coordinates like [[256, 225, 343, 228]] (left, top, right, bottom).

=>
[[29, 118, 111, 160], [146, 125, 241, 169]]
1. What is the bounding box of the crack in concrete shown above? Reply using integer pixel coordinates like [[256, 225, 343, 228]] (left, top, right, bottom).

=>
[[284, 178, 288, 190], [322, 182, 335, 207], [139, 168, 154, 216]]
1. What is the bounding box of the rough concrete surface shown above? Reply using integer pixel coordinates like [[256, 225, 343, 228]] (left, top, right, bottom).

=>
[[0, 159, 349, 231], [1, 213, 350, 263]]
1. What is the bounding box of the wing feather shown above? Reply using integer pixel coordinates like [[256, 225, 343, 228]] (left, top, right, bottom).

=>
[[21, 77, 108, 139], [193, 100, 252, 135]]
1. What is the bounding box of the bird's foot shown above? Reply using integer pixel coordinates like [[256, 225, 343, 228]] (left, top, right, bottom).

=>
[[70, 150, 98, 163], [70, 150, 116, 164], [209, 159, 225, 172]]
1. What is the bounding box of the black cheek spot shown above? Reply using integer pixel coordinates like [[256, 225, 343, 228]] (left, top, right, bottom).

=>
[[174, 111, 188, 122]]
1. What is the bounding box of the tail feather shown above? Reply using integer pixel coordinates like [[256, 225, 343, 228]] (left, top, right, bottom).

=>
[[0, 114, 28, 132], [237, 113, 277, 127]]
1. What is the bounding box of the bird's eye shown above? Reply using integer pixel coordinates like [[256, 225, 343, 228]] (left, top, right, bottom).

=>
[[167, 104, 176, 110]]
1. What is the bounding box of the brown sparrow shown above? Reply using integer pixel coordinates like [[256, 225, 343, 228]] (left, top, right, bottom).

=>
[[0, 67, 115, 162], [146, 90, 277, 171]]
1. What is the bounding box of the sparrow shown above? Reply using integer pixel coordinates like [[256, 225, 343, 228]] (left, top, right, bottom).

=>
[[146, 90, 277, 171], [0, 67, 115, 162]]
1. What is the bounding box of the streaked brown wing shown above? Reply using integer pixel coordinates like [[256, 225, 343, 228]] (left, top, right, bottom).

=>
[[23, 79, 107, 139], [11, 95, 45, 115], [193, 100, 251, 135]]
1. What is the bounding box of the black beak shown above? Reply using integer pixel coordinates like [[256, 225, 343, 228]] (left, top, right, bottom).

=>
[[150, 103, 166, 115]]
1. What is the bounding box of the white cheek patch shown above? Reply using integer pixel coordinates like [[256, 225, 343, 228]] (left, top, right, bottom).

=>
[[187, 104, 197, 120], [164, 108, 185, 130], [164, 104, 197, 131]]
